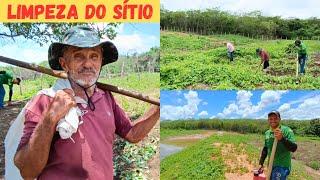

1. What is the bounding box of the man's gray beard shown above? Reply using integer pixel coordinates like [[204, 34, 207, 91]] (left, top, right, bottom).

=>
[[68, 72, 99, 88]]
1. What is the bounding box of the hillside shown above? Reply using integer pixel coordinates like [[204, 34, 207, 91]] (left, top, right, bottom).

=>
[[160, 31, 320, 89]]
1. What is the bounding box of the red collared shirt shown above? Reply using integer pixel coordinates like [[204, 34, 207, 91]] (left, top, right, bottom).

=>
[[260, 50, 269, 61]]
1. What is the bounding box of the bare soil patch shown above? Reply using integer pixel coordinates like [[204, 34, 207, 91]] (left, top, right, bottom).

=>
[[0, 100, 27, 178]]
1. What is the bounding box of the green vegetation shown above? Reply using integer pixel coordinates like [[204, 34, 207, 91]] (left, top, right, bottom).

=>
[[161, 9, 320, 39], [309, 161, 320, 170], [3, 73, 159, 113], [0, 46, 159, 79], [101, 73, 159, 118], [161, 132, 226, 179], [161, 119, 320, 137], [161, 129, 320, 180], [161, 31, 320, 89]]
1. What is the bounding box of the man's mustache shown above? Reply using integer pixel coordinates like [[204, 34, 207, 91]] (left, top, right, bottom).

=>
[[78, 68, 97, 74]]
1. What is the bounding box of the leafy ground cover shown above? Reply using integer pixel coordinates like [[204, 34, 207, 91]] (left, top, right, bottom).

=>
[[161, 31, 320, 89]]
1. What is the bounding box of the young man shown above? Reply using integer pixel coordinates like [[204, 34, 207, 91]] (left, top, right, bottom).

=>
[[295, 40, 308, 74], [227, 42, 235, 62], [259, 111, 297, 180], [0, 70, 21, 109], [13, 26, 160, 179], [256, 48, 270, 71]]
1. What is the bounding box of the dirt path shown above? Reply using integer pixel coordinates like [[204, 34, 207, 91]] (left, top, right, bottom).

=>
[[0, 101, 26, 178], [162, 130, 216, 147], [295, 159, 320, 179], [144, 120, 160, 180], [212, 143, 256, 180]]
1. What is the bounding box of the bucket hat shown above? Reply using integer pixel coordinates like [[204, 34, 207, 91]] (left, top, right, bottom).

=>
[[48, 26, 118, 70]]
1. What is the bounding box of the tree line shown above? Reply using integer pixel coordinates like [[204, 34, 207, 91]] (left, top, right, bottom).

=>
[[160, 8, 320, 40], [161, 119, 320, 137], [0, 47, 159, 80]]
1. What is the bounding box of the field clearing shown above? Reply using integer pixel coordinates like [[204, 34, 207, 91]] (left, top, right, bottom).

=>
[[160, 129, 320, 180], [161, 31, 320, 89]]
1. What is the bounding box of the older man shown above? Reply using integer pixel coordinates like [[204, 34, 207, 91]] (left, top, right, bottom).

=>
[[258, 111, 297, 180], [14, 26, 160, 179]]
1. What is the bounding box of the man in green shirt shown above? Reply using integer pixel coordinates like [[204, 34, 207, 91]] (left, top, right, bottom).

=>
[[0, 71, 21, 109], [259, 111, 297, 180], [295, 40, 308, 74]]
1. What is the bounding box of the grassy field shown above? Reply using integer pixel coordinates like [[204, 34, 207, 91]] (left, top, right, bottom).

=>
[[3, 72, 159, 116], [161, 129, 320, 180], [161, 31, 320, 89]]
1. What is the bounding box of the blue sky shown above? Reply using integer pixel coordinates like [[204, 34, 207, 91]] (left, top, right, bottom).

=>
[[0, 23, 159, 66], [161, 90, 320, 120], [161, 0, 320, 19]]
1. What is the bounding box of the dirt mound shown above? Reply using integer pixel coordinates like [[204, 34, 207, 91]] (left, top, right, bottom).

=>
[[222, 143, 254, 173], [187, 83, 211, 90], [225, 173, 253, 180], [212, 143, 256, 180], [268, 68, 295, 76], [312, 52, 320, 66], [168, 131, 215, 141]]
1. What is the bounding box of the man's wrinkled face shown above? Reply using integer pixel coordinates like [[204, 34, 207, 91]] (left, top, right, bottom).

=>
[[59, 46, 102, 88], [268, 114, 280, 129]]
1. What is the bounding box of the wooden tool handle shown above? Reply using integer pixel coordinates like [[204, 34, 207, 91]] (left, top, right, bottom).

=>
[[0, 55, 160, 106]]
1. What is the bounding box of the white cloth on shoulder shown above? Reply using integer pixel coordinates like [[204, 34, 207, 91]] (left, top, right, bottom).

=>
[[4, 79, 87, 180]]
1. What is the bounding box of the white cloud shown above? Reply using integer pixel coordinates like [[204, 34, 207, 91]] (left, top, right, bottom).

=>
[[278, 103, 291, 112], [202, 102, 208, 105], [161, 90, 201, 120], [0, 43, 48, 65], [222, 103, 238, 116], [259, 91, 287, 107], [281, 95, 320, 120], [198, 111, 208, 117], [217, 90, 287, 119], [161, 0, 320, 19], [109, 34, 159, 55]]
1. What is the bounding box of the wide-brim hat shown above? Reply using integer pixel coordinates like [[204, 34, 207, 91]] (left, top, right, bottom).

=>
[[48, 26, 118, 70]]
